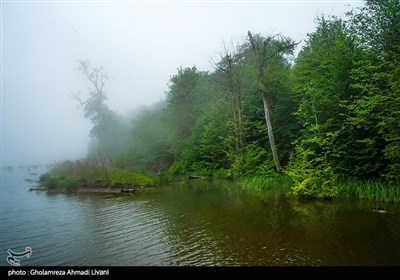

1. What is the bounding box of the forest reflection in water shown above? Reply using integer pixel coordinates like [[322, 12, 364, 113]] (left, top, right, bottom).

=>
[[2, 168, 400, 266]]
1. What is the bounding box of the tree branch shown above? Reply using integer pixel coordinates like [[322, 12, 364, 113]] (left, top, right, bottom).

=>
[[70, 92, 88, 108]]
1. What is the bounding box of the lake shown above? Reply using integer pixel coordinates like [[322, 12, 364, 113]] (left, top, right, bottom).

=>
[[1, 166, 400, 266]]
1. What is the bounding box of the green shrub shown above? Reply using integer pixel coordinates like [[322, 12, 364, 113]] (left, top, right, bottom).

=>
[[168, 160, 189, 175], [240, 175, 294, 190], [46, 176, 60, 189], [106, 169, 154, 187], [60, 177, 78, 190], [111, 181, 124, 189], [286, 146, 338, 199]]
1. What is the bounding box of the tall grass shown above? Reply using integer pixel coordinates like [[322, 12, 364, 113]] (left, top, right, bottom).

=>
[[48, 158, 110, 180], [239, 175, 400, 203], [337, 177, 400, 203], [40, 159, 155, 190], [239, 175, 293, 191]]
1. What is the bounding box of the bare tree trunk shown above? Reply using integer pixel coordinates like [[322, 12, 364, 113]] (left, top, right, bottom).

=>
[[236, 93, 244, 153], [263, 94, 281, 173], [227, 56, 244, 155], [233, 105, 240, 153], [232, 82, 244, 155], [248, 31, 282, 173]]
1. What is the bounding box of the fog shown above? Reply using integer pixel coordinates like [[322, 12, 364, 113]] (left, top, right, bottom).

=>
[[1, 0, 363, 167]]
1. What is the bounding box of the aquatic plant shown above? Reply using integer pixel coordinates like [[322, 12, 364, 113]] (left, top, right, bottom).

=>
[[337, 177, 400, 203]]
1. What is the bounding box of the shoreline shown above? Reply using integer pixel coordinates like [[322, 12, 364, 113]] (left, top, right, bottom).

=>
[[34, 185, 146, 194]]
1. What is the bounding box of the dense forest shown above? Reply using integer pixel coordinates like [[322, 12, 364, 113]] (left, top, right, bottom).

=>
[[72, 0, 400, 199]]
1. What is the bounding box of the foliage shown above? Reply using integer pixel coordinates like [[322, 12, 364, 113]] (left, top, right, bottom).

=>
[[106, 168, 154, 188], [285, 145, 338, 198], [67, 1, 399, 201], [287, 16, 355, 197], [164, 66, 211, 160], [117, 102, 173, 172], [240, 174, 293, 190], [347, 0, 400, 180], [230, 142, 275, 177], [42, 175, 78, 190]]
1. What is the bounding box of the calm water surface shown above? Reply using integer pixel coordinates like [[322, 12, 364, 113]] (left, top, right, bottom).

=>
[[1, 167, 400, 266]]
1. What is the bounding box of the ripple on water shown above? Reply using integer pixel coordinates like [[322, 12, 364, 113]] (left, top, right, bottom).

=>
[[3, 172, 400, 266]]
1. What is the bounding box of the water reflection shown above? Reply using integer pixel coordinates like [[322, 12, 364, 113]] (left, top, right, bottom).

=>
[[1, 169, 400, 266]]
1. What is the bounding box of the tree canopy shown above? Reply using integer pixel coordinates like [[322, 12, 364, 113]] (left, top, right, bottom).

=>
[[75, 0, 400, 198]]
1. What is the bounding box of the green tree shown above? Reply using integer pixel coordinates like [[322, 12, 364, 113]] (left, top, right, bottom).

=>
[[212, 43, 246, 157], [288, 16, 358, 197], [118, 102, 173, 172], [164, 66, 209, 160], [347, 0, 400, 180], [247, 31, 297, 173]]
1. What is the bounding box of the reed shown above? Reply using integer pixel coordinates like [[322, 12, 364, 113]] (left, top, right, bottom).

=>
[[337, 177, 400, 203], [40, 159, 155, 190]]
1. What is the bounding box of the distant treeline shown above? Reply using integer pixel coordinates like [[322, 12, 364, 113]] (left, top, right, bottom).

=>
[[75, 0, 400, 198]]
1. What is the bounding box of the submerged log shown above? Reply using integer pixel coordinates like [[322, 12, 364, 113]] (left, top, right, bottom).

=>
[[120, 188, 135, 193], [187, 175, 205, 180], [187, 173, 213, 180], [371, 207, 388, 213]]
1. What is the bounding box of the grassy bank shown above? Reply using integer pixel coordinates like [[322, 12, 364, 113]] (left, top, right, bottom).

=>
[[238, 174, 400, 203], [337, 177, 400, 203], [39, 160, 400, 202], [39, 159, 156, 192]]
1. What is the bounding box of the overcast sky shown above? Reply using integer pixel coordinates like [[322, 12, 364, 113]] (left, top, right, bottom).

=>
[[1, 0, 364, 167]]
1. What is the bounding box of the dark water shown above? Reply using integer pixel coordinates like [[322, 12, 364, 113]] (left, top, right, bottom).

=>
[[1, 167, 400, 266]]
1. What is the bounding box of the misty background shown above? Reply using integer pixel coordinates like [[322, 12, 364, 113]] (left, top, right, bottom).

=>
[[1, 1, 363, 167]]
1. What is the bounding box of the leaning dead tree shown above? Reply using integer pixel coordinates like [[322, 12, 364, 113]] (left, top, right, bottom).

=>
[[247, 31, 299, 173]]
